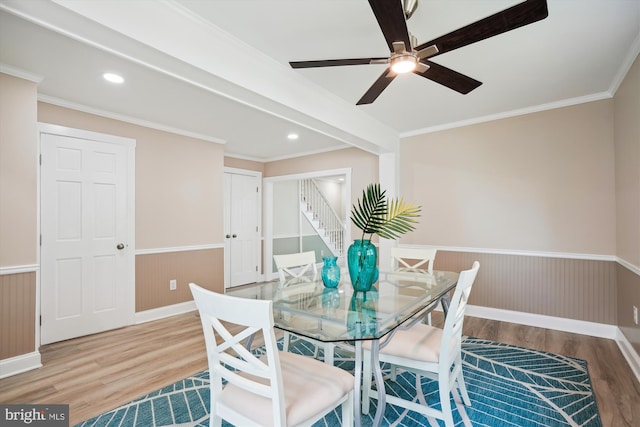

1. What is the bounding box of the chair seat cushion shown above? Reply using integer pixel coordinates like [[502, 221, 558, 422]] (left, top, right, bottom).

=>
[[220, 351, 353, 426], [365, 323, 445, 363]]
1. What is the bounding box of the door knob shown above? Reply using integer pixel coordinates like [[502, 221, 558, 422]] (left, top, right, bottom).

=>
[[117, 243, 125, 250], [226, 234, 231, 238], [232, 234, 237, 238]]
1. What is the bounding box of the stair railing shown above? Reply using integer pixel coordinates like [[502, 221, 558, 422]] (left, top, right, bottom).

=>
[[300, 179, 345, 257]]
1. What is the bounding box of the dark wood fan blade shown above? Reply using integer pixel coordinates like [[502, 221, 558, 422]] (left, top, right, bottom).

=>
[[290, 58, 388, 68], [357, 69, 396, 105], [415, 0, 548, 57], [368, 0, 412, 52], [415, 61, 482, 94]]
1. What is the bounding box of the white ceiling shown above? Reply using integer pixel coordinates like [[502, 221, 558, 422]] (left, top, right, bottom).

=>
[[1, 0, 639, 162]]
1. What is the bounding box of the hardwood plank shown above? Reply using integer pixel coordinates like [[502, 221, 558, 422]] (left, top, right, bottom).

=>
[[1, 311, 638, 426]]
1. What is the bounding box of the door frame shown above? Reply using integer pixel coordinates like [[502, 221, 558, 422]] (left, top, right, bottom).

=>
[[263, 168, 351, 281], [38, 123, 136, 343], [223, 167, 262, 288]]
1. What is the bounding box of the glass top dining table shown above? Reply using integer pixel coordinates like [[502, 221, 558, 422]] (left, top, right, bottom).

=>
[[228, 269, 459, 343], [227, 268, 459, 426]]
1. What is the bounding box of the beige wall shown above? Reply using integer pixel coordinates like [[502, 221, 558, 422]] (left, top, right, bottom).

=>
[[0, 272, 36, 359], [224, 156, 265, 173], [0, 74, 38, 363], [264, 147, 379, 239], [614, 53, 640, 353], [136, 248, 223, 311], [618, 264, 640, 353], [397, 96, 622, 325], [435, 251, 616, 324], [0, 74, 38, 267], [614, 54, 640, 267], [38, 103, 225, 249], [400, 100, 616, 255]]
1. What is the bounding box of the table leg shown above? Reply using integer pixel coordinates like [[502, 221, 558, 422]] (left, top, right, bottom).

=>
[[441, 293, 451, 317], [371, 339, 386, 426], [354, 340, 362, 427], [245, 332, 255, 351]]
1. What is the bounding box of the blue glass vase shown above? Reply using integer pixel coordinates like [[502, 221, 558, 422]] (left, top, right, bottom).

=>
[[321, 256, 340, 288], [347, 239, 377, 292]]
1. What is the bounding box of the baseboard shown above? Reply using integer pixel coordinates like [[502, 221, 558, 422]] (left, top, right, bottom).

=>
[[0, 351, 42, 379], [616, 329, 640, 385], [465, 305, 618, 339], [135, 301, 196, 324]]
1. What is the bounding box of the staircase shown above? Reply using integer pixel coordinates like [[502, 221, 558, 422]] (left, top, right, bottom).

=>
[[300, 179, 345, 257]]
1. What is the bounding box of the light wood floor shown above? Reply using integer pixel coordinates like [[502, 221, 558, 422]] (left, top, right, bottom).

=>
[[1, 311, 639, 426]]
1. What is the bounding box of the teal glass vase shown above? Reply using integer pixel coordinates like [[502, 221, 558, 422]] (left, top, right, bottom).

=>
[[321, 288, 341, 309], [347, 292, 378, 338], [347, 239, 377, 292], [321, 256, 341, 288]]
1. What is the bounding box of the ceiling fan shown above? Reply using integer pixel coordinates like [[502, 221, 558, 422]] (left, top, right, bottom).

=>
[[289, 0, 549, 105]]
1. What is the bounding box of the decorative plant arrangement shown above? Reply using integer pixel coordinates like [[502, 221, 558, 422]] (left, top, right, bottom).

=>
[[348, 183, 421, 291]]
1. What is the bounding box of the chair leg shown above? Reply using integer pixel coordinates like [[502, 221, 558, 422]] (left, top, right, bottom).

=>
[[210, 415, 222, 427], [439, 373, 454, 427], [362, 350, 373, 415], [452, 354, 471, 406], [389, 364, 397, 381], [456, 368, 471, 406], [341, 390, 354, 427], [210, 398, 222, 427], [324, 343, 334, 365], [283, 332, 291, 352]]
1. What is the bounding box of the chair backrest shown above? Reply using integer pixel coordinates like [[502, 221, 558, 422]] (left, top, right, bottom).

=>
[[189, 283, 287, 426], [439, 261, 480, 364], [273, 251, 318, 283], [391, 247, 437, 273]]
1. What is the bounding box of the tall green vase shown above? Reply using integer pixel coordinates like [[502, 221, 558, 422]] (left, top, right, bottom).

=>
[[347, 239, 377, 292]]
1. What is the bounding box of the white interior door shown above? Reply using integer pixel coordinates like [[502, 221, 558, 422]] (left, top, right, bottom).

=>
[[40, 126, 134, 345], [224, 170, 260, 288]]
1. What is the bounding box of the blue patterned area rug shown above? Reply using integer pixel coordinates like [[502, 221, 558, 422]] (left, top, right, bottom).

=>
[[75, 337, 602, 427]]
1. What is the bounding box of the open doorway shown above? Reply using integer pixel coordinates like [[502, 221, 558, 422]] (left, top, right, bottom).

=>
[[263, 168, 351, 281]]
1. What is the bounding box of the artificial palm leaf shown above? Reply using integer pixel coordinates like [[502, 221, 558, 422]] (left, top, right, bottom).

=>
[[377, 198, 421, 240], [351, 183, 421, 240], [351, 183, 387, 236]]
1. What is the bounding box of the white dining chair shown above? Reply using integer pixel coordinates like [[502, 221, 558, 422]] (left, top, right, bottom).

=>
[[189, 283, 354, 427], [273, 251, 318, 283], [391, 247, 438, 326], [273, 251, 340, 365], [390, 247, 437, 273], [362, 261, 480, 427]]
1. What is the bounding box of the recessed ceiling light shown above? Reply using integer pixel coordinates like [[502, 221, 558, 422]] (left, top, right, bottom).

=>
[[287, 133, 299, 140], [103, 72, 124, 84]]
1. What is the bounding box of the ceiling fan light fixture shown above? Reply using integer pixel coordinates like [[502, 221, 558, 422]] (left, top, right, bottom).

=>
[[390, 54, 417, 74]]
